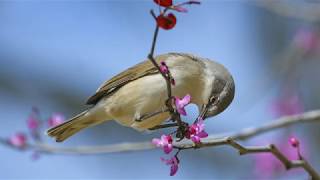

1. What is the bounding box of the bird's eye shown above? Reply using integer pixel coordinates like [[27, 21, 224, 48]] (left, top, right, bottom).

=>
[[210, 96, 217, 103]]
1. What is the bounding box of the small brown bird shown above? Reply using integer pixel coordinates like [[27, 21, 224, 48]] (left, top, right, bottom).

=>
[[47, 53, 235, 142]]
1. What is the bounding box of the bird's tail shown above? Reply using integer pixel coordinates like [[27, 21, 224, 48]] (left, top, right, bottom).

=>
[[47, 109, 105, 142]]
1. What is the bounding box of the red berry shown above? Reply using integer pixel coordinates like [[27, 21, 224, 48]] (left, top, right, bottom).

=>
[[153, 0, 173, 7], [156, 13, 177, 30]]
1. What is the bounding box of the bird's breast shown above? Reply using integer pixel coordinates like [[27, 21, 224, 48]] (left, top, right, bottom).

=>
[[102, 58, 205, 130]]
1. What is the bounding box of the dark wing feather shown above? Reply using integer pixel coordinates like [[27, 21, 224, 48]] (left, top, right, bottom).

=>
[[86, 54, 168, 105]]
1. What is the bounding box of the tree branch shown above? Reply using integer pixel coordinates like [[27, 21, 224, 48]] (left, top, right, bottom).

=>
[[2, 110, 320, 178], [229, 110, 320, 140], [173, 137, 320, 179], [257, 0, 320, 22], [1, 110, 320, 154]]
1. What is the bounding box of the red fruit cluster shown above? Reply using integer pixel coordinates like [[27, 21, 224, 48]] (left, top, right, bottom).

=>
[[157, 13, 177, 30], [153, 0, 173, 7], [152, 0, 200, 30]]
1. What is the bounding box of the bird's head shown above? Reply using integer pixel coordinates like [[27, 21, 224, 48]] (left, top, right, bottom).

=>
[[200, 59, 235, 119]]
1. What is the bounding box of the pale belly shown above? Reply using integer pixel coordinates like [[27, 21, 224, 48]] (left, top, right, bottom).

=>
[[102, 74, 171, 130], [100, 64, 203, 130]]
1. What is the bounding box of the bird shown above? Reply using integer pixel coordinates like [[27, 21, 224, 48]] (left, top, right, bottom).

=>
[[47, 53, 235, 142]]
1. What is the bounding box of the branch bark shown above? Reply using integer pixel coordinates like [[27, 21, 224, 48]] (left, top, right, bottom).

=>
[[174, 137, 320, 179], [2, 110, 320, 178], [147, 11, 187, 138], [257, 0, 320, 22], [1, 110, 320, 154], [0, 110, 320, 154]]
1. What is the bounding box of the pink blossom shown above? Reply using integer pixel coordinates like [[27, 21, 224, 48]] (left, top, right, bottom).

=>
[[172, 6, 188, 13], [289, 137, 300, 148], [8, 133, 27, 148], [27, 108, 40, 131], [48, 113, 65, 127], [174, 94, 191, 116], [254, 139, 306, 178], [293, 28, 319, 52], [186, 117, 208, 143], [172, 0, 201, 12], [160, 61, 169, 74], [27, 117, 40, 131], [271, 94, 304, 117], [152, 134, 173, 154], [161, 156, 179, 176]]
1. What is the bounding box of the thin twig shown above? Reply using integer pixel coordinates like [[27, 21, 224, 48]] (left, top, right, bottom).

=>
[[229, 110, 320, 140], [147, 11, 186, 138], [173, 137, 320, 179]]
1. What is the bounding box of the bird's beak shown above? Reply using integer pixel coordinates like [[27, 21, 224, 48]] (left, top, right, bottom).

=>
[[204, 105, 219, 119], [199, 104, 209, 120]]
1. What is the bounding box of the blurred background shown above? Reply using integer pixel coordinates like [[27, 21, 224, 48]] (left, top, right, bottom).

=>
[[1, 0, 320, 179]]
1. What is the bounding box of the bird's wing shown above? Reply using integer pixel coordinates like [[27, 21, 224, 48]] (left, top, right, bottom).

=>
[[86, 53, 200, 105], [86, 54, 171, 105]]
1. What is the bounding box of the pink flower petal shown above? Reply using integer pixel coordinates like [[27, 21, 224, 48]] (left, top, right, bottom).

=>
[[174, 94, 191, 116], [161, 156, 179, 176], [152, 134, 173, 153], [191, 135, 200, 143], [197, 131, 208, 138], [27, 117, 40, 130], [48, 113, 65, 127], [160, 157, 172, 165], [177, 107, 187, 116], [173, 6, 188, 13], [187, 117, 208, 143], [170, 164, 179, 176], [271, 93, 304, 117], [289, 137, 300, 148], [160, 135, 167, 141], [152, 138, 161, 146], [189, 125, 196, 134], [163, 144, 173, 154], [160, 61, 169, 74], [180, 94, 191, 106], [196, 122, 205, 132], [166, 135, 173, 144], [8, 133, 27, 148], [293, 28, 318, 51]]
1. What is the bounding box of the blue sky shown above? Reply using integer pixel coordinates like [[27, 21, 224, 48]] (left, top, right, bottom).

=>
[[0, 1, 314, 179]]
